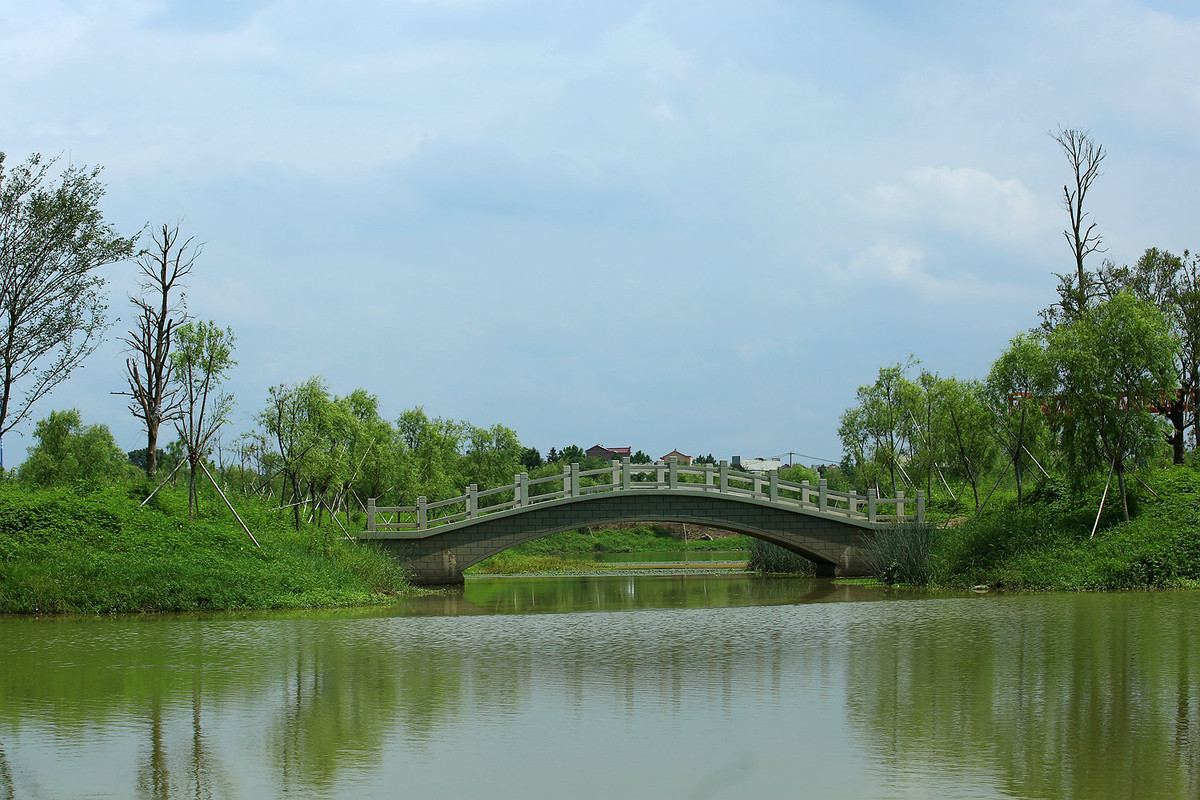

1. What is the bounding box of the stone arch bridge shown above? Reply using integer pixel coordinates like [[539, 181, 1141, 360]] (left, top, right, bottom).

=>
[[360, 458, 924, 585]]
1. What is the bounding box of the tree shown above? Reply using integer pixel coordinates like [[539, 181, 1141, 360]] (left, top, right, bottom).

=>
[[1048, 127, 1106, 322], [1045, 292, 1179, 520], [17, 408, 129, 488], [1099, 247, 1200, 463], [940, 377, 997, 511], [172, 321, 236, 518], [0, 152, 136, 468], [119, 223, 197, 477], [986, 333, 1052, 507]]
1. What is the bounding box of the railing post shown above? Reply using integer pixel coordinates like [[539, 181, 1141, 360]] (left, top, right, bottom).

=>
[[819, 479, 828, 514], [847, 489, 858, 516], [367, 497, 376, 532], [706, 463, 715, 489], [754, 475, 763, 495], [656, 460, 666, 487], [417, 496, 427, 530], [570, 462, 581, 497], [719, 460, 729, 493], [516, 473, 527, 507], [562, 465, 570, 497], [896, 490, 905, 520], [611, 459, 620, 490], [867, 488, 877, 522], [769, 470, 779, 502], [668, 456, 678, 489], [917, 490, 925, 523], [622, 457, 631, 491], [467, 485, 477, 517], [801, 480, 811, 505]]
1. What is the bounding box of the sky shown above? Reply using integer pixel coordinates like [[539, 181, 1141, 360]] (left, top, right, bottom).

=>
[[2, 0, 1199, 469]]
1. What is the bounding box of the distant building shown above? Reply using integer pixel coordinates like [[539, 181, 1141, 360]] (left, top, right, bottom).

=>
[[586, 444, 632, 460], [733, 456, 784, 474], [660, 450, 693, 465]]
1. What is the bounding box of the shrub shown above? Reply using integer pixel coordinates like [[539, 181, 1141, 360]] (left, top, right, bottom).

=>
[[747, 538, 816, 574], [863, 523, 933, 585]]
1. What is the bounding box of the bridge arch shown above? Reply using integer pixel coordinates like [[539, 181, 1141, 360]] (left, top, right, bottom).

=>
[[361, 458, 922, 585], [368, 490, 879, 585]]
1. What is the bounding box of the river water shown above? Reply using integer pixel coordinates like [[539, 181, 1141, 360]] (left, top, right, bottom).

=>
[[0, 575, 1197, 799]]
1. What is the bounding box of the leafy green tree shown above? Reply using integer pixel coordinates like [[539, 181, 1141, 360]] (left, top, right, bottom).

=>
[[18, 409, 130, 487], [986, 333, 1052, 507], [261, 377, 333, 530], [0, 152, 136, 468], [838, 362, 915, 494], [519, 446, 543, 470], [396, 407, 467, 502], [558, 444, 586, 462], [1099, 247, 1200, 463], [941, 377, 997, 511], [631, 450, 651, 464], [172, 320, 236, 519], [1045, 292, 1179, 520]]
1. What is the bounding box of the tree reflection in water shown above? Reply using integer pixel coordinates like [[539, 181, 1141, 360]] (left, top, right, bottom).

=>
[[845, 592, 1200, 800]]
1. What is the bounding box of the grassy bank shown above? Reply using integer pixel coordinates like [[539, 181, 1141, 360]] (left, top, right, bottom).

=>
[[0, 482, 412, 614], [465, 524, 753, 575], [927, 466, 1200, 590]]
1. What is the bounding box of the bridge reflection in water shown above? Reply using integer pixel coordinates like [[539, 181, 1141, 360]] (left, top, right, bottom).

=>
[[361, 457, 924, 584]]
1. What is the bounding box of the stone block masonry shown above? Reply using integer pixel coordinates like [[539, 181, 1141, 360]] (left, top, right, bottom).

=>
[[369, 491, 879, 585]]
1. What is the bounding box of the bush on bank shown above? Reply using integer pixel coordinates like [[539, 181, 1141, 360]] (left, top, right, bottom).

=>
[[928, 466, 1200, 590], [0, 482, 411, 614]]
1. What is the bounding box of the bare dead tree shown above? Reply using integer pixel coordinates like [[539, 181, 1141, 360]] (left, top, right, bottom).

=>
[[118, 223, 198, 476], [1052, 126, 1106, 320]]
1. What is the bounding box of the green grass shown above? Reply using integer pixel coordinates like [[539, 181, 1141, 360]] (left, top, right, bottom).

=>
[[467, 524, 751, 575], [929, 466, 1200, 591], [0, 482, 413, 614]]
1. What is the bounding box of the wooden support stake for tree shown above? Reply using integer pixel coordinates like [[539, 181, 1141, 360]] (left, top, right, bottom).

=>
[[1091, 461, 1115, 540], [970, 460, 1012, 523], [140, 459, 187, 507], [321, 498, 355, 541], [200, 460, 260, 548], [1133, 473, 1162, 501]]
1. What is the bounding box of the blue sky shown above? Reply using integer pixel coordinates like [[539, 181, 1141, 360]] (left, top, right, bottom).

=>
[[2, 0, 1198, 468]]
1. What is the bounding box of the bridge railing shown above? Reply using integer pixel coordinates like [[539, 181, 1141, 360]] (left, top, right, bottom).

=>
[[366, 457, 924, 533]]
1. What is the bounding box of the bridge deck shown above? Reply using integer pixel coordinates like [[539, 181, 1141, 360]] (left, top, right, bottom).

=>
[[362, 457, 923, 538]]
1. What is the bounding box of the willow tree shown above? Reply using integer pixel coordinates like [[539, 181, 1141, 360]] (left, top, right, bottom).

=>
[[1045, 292, 1178, 520], [172, 321, 236, 518], [0, 152, 135, 469]]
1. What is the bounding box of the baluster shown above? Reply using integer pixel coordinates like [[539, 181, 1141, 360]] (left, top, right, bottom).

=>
[[417, 496, 427, 530], [801, 479, 811, 505], [819, 478, 828, 514], [622, 457, 632, 491], [367, 497, 376, 532], [516, 473, 527, 507], [917, 490, 926, 523], [769, 470, 779, 502], [867, 488, 878, 523], [668, 456, 678, 489], [895, 490, 905, 520], [847, 489, 858, 516], [467, 485, 477, 517], [719, 460, 729, 493], [571, 462, 581, 497], [611, 459, 620, 491]]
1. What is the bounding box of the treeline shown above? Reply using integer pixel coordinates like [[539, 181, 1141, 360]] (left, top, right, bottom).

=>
[[840, 130, 1199, 524]]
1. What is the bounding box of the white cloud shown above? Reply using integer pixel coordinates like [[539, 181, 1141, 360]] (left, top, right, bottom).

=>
[[859, 166, 1049, 247]]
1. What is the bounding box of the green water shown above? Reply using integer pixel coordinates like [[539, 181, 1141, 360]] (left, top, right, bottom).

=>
[[0, 577, 1197, 799]]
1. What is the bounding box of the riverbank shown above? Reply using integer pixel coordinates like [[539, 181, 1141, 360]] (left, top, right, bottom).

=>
[[464, 524, 754, 575], [0, 483, 412, 614], [929, 465, 1200, 590]]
